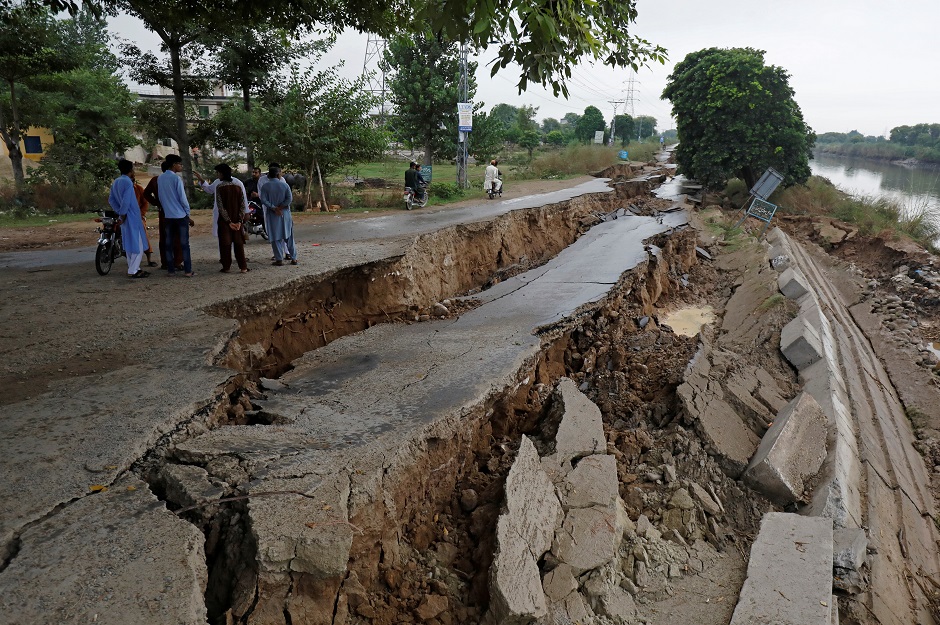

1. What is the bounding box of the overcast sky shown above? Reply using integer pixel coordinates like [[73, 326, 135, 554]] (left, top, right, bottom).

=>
[[110, 0, 940, 137]]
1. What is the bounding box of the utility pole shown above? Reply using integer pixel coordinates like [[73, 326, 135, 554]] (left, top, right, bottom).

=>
[[361, 34, 388, 123], [456, 42, 470, 189], [608, 100, 626, 146]]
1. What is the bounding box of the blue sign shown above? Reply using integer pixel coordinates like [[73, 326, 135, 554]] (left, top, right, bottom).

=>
[[618, 150, 629, 161], [420, 165, 432, 182]]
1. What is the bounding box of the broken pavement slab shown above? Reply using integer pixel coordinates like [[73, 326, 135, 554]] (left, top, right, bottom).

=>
[[780, 315, 824, 369], [744, 391, 829, 504], [0, 476, 207, 625], [730, 512, 833, 625], [542, 377, 606, 473]]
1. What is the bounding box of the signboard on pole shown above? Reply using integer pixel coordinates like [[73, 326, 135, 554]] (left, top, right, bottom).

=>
[[420, 165, 432, 182], [593, 130, 605, 144], [458, 103, 473, 132]]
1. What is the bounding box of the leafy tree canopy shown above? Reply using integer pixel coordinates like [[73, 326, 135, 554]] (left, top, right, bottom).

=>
[[575, 106, 605, 143], [42, 0, 665, 97], [490, 103, 519, 128], [635, 115, 657, 139], [467, 108, 504, 163], [662, 47, 816, 190], [541, 117, 561, 135], [383, 31, 475, 163], [612, 114, 634, 146]]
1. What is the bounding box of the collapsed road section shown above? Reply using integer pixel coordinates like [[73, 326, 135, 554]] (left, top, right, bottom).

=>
[[4, 157, 937, 625]]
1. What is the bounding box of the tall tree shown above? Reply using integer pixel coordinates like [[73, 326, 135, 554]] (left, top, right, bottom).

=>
[[611, 114, 634, 146], [575, 106, 605, 143], [205, 28, 326, 169], [561, 112, 581, 127], [662, 47, 815, 190], [0, 3, 72, 187], [467, 108, 504, 164], [383, 31, 474, 165], [541, 117, 561, 135], [489, 103, 519, 129], [251, 67, 386, 210], [635, 115, 657, 139], [515, 104, 538, 133]]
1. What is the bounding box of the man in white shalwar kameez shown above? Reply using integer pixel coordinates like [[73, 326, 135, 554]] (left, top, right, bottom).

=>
[[109, 159, 149, 278]]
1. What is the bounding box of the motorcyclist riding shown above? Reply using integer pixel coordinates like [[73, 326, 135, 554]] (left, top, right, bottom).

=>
[[484, 159, 502, 198], [405, 161, 427, 201]]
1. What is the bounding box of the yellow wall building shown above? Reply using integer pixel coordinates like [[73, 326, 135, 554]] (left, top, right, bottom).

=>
[[0, 127, 54, 162]]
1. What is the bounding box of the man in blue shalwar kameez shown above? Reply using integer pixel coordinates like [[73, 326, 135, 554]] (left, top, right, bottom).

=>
[[259, 165, 297, 266], [109, 159, 149, 278]]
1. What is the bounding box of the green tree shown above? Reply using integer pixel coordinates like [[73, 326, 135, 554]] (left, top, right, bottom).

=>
[[519, 129, 540, 160], [541, 117, 561, 135], [515, 105, 538, 133], [662, 47, 815, 190], [31, 10, 135, 187], [467, 108, 504, 164], [205, 28, 326, 169], [0, 4, 74, 187], [383, 31, 474, 164], [635, 115, 657, 139], [54, 0, 665, 100], [611, 114, 634, 146], [562, 112, 581, 127], [490, 103, 519, 128], [575, 106, 605, 143], [545, 130, 564, 146], [251, 67, 386, 210]]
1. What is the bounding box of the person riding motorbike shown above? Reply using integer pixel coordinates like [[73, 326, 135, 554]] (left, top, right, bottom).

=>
[[405, 161, 427, 201], [484, 159, 502, 198]]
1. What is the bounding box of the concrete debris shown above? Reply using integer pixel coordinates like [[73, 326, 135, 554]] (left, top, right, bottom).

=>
[[730, 512, 833, 625], [259, 377, 287, 391], [695, 246, 713, 260], [490, 436, 562, 624], [558, 454, 619, 510], [157, 464, 225, 520], [543, 378, 606, 471], [744, 392, 829, 504], [552, 504, 626, 575], [689, 482, 722, 517], [416, 594, 449, 620], [833, 528, 869, 594]]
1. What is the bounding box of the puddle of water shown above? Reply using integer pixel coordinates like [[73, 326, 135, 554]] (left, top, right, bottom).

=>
[[660, 306, 716, 337]]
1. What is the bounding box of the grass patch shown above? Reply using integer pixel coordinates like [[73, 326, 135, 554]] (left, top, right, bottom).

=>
[[758, 293, 787, 311], [0, 210, 101, 228], [776, 176, 940, 252]]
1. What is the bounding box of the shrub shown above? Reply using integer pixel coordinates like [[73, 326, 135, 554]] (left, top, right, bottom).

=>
[[430, 182, 463, 200], [527, 144, 620, 179]]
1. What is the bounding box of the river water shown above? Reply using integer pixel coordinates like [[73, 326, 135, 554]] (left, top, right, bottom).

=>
[[810, 152, 940, 216]]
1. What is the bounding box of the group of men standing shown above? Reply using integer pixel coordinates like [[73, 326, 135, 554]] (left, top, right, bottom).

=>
[[108, 156, 297, 278]]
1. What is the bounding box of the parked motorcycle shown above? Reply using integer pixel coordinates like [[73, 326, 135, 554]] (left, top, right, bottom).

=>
[[403, 181, 429, 210], [244, 200, 268, 240], [94, 210, 124, 276]]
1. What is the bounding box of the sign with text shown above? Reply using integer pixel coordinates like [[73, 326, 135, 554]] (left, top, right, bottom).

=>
[[593, 130, 605, 144], [420, 165, 432, 182], [457, 102, 473, 132]]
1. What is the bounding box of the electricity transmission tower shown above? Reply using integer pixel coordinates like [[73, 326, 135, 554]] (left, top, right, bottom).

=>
[[608, 100, 626, 146], [361, 34, 389, 121]]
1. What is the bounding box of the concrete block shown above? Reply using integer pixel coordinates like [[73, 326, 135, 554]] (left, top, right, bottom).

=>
[[808, 436, 864, 530], [779, 267, 810, 299], [490, 437, 564, 624], [833, 528, 868, 594], [744, 392, 829, 504], [730, 512, 833, 625], [781, 316, 823, 370], [552, 503, 625, 574], [558, 454, 618, 510], [544, 378, 606, 470]]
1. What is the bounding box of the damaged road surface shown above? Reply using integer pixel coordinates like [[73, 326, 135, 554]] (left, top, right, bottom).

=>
[[0, 169, 685, 624]]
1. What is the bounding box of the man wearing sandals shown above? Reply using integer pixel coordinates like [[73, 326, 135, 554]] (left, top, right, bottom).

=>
[[109, 159, 149, 279], [157, 154, 196, 277], [195, 163, 250, 273]]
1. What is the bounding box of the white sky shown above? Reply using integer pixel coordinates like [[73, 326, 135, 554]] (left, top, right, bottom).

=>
[[109, 0, 940, 137]]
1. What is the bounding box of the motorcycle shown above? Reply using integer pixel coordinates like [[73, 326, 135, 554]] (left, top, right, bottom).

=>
[[94, 210, 124, 276], [404, 181, 429, 211], [485, 177, 503, 200], [244, 200, 268, 240]]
